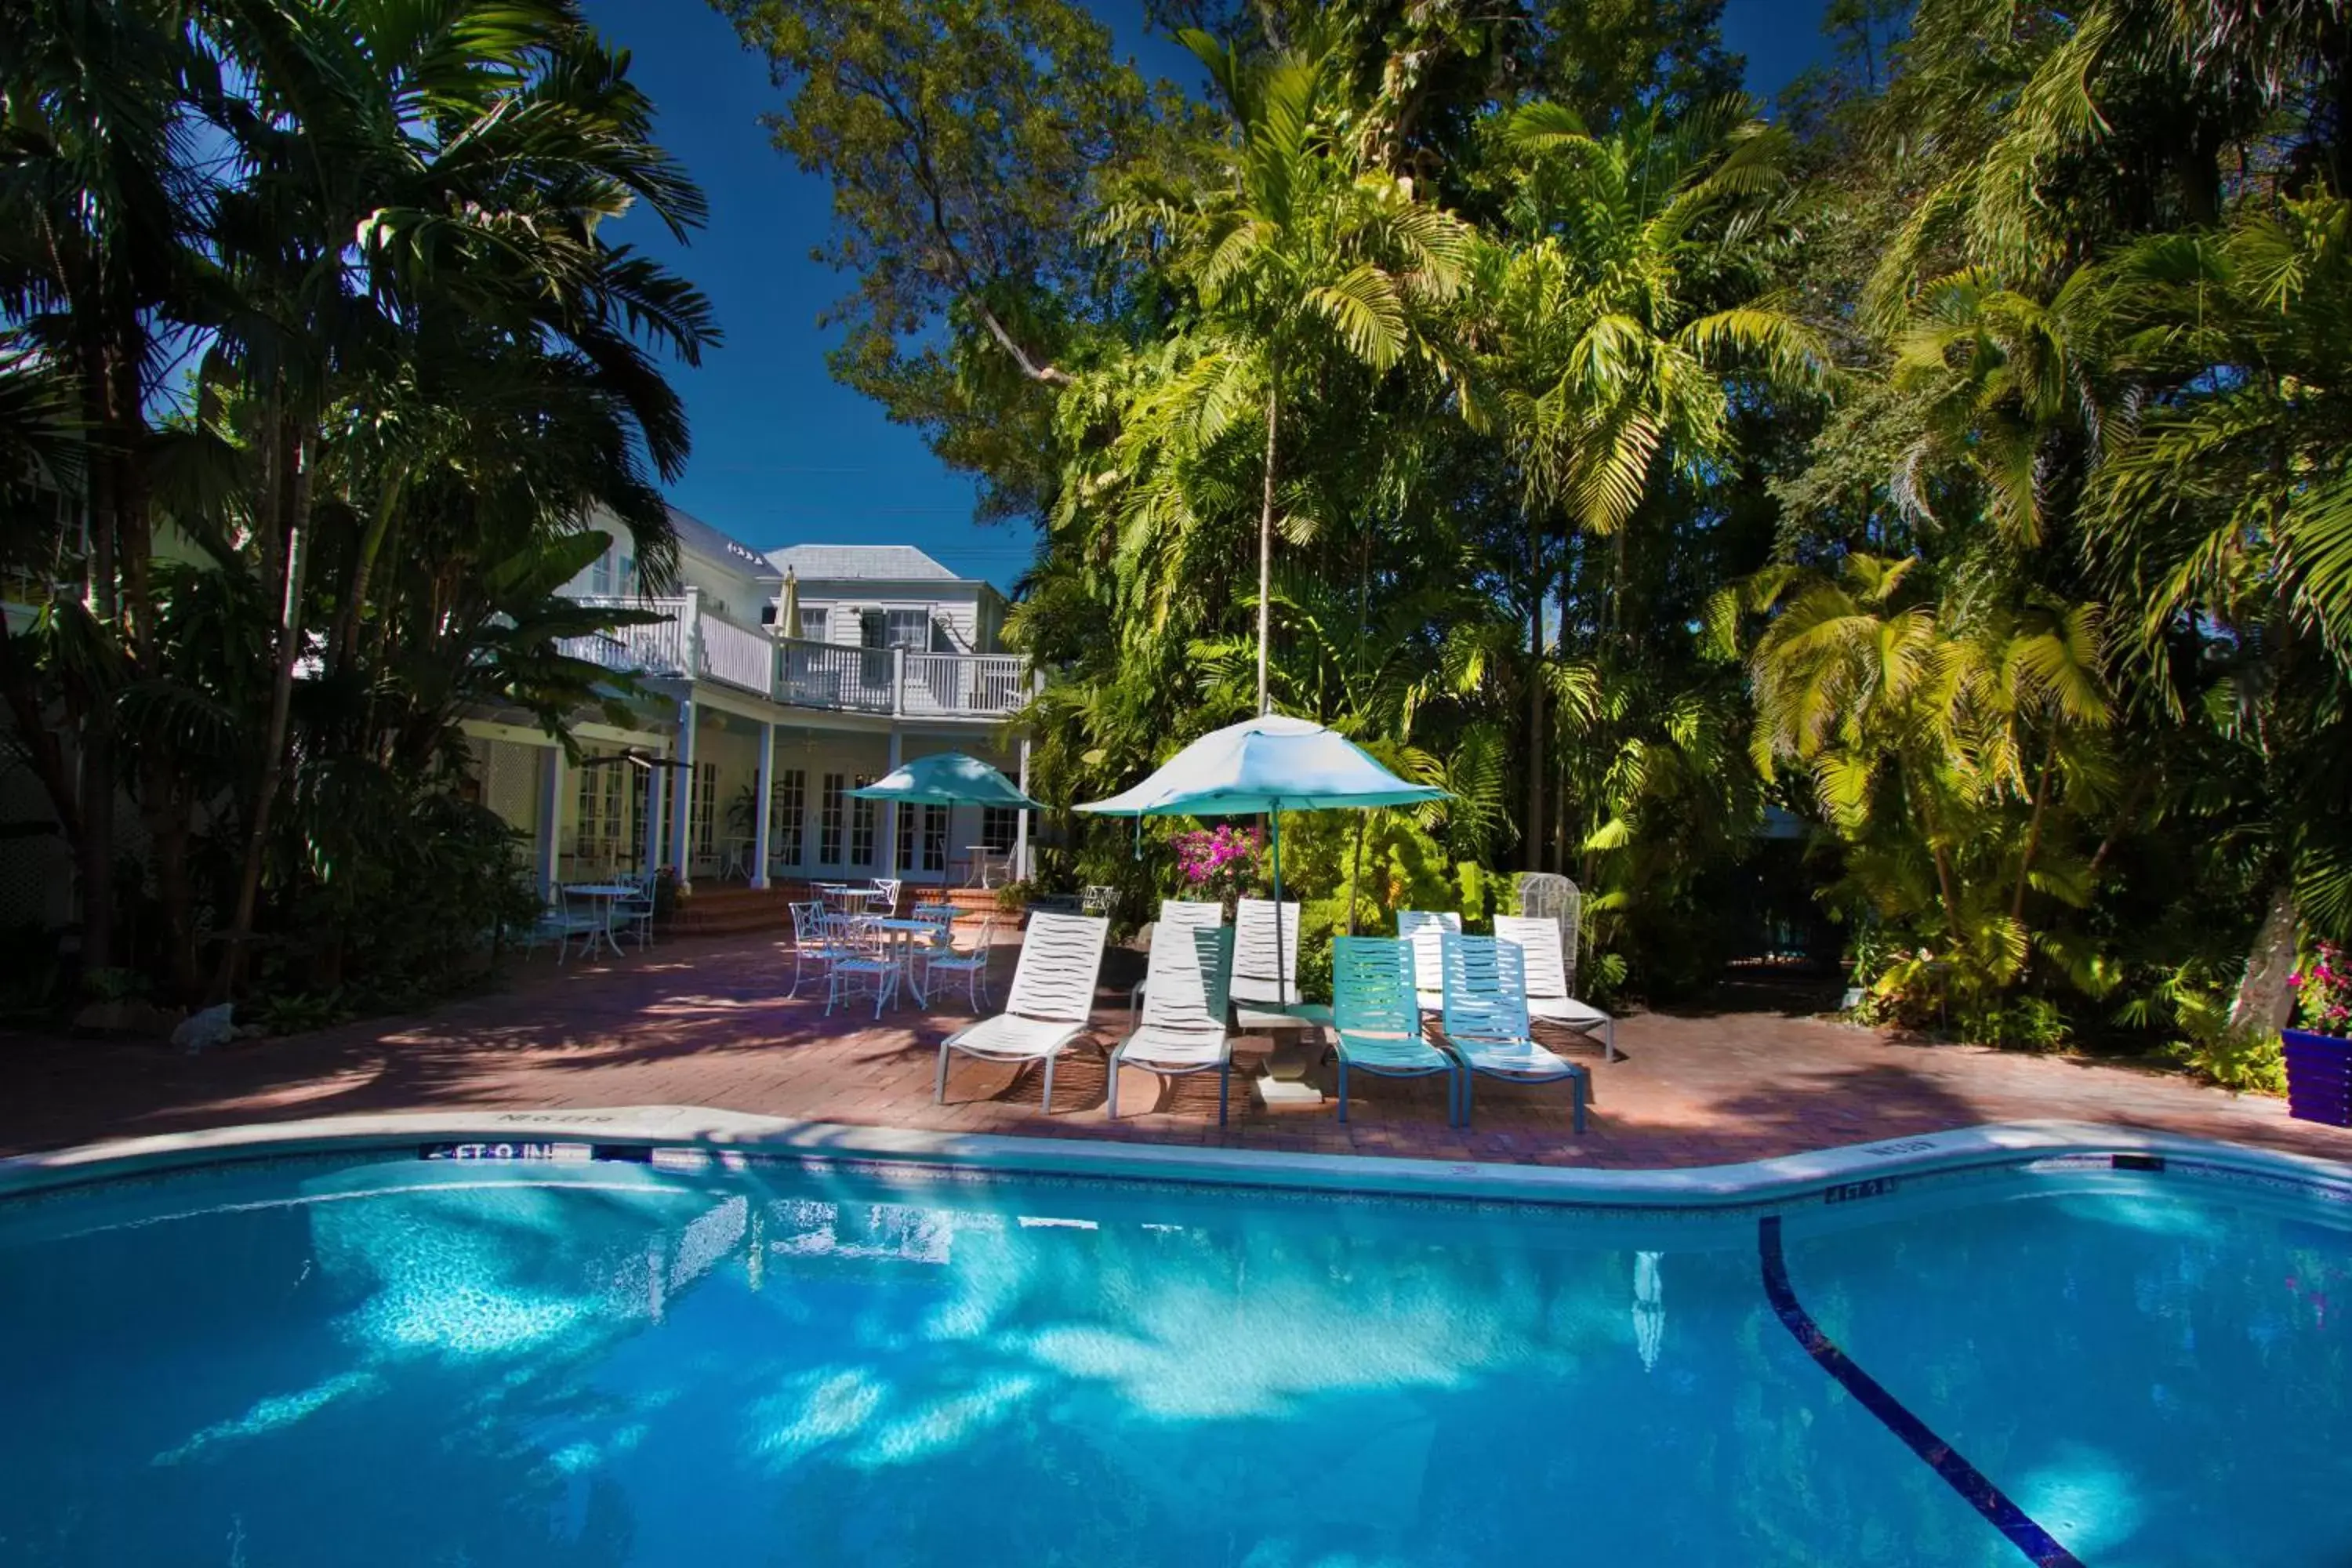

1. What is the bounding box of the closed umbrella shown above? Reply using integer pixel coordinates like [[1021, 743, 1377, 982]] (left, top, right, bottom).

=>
[[1076, 714, 1446, 1005], [778, 566, 802, 640]]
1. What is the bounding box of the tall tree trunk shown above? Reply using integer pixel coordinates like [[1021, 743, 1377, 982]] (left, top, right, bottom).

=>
[[111, 343, 201, 997], [1256, 376, 1278, 717], [77, 397, 119, 974], [214, 424, 314, 1000], [332, 468, 406, 674], [0, 612, 81, 842], [2008, 734, 2057, 926], [1525, 510, 1545, 872], [2227, 880, 2300, 1038]]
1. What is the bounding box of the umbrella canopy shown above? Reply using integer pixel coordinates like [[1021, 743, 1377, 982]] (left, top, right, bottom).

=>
[[1076, 715, 1446, 1012], [848, 751, 1041, 809], [779, 566, 802, 640], [1075, 714, 1444, 818]]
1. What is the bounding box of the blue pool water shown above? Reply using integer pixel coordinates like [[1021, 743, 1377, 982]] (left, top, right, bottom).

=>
[[1, 1151, 2348, 1566]]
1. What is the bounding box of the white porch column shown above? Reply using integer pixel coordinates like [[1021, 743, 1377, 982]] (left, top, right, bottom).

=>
[[1015, 735, 1033, 882], [751, 720, 775, 888], [669, 700, 696, 890], [641, 757, 666, 880], [537, 744, 567, 901], [880, 728, 903, 880]]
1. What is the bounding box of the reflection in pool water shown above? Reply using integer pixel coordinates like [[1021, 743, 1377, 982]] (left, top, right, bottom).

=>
[[1, 1156, 2347, 1566]]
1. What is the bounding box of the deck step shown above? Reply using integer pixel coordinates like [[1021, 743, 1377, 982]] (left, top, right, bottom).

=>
[[659, 880, 1003, 937]]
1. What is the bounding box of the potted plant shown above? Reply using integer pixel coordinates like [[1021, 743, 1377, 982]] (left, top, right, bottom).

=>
[[2284, 941, 2352, 1125]]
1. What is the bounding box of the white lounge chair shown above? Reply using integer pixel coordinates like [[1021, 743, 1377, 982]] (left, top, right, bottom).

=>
[[1398, 909, 1462, 1013], [1229, 897, 1305, 1030], [1109, 915, 1236, 1122], [1495, 914, 1617, 1061], [934, 911, 1110, 1112], [1330, 937, 1460, 1125], [1438, 932, 1589, 1132]]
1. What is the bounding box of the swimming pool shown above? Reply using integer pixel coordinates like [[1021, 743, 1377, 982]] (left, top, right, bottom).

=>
[[2, 1120, 2347, 1566]]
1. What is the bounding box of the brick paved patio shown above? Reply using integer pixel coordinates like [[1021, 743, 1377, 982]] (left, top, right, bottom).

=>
[[4, 931, 2346, 1167]]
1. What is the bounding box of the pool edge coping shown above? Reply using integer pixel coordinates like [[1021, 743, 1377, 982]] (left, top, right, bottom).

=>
[[6, 1107, 2352, 1209]]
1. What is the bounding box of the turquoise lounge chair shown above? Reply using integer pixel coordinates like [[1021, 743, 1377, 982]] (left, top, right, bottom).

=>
[[1438, 932, 1589, 1132], [1330, 937, 1461, 1125]]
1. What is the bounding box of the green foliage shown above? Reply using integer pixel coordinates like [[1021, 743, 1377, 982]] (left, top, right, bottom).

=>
[[2, 0, 713, 1002]]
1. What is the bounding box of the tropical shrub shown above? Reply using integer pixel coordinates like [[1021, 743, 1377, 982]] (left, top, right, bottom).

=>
[[2292, 943, 2352, 1040]]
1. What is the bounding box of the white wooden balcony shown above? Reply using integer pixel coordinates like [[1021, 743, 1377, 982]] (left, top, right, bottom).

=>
[[560, 590, 1033, 720]]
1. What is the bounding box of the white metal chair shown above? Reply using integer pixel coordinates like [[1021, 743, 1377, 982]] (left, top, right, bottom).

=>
[[1229, 897, 1305, 1031], [1399, 909, 1463, 1013], [555, 885, 618, 964], [1495, 913, 1617, 1061], [1109, 913, 1236, 1122], [1330, 937, 1460, 1125], [935, 912, 1110, 1111], [1516, 873, 1588, 993], [866, 877, 903, 916], [785, 900, 831, 998], [615, 871, 657, 951], [523, 895, 600, 963], [922, 913, 999, 1013], [1081, 884, 1117, 917], [1437, 932, 1588, 1131], [823, 914, 897, 1018]]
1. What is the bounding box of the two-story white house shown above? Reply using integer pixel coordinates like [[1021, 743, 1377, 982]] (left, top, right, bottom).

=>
[[463, 506, 1036, 899]]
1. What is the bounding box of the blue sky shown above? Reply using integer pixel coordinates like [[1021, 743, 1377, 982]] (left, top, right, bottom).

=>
[[577, 0, 1833, 589]]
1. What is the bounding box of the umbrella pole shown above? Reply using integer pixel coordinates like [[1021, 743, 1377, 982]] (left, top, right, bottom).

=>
[[1270, 807, 1285, 1007], [1346, 811, 1367, 936], [1250, 800, 1323, 1110]]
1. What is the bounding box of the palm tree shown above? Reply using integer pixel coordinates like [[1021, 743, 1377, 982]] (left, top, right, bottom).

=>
[[1461, 97, 1820, 869], [2078, 194, 2352, 1028], [1102, 28, 1468, 714], [0, 0, 209, 970], [195, 0, 714, 994]]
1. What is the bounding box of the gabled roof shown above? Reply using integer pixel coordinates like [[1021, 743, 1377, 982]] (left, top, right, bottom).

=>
[[668, 505, 781, 582], [767, 543, 962, 583]]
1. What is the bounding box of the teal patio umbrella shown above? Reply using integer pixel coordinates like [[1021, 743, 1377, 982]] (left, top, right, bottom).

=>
[[851, 753, 1041, 882], [1075, 714, 1446, 1004], [849, 752, 1041, 809]]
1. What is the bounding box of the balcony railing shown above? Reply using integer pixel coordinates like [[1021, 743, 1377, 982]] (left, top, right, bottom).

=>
[[559, 590, 1033, 719]]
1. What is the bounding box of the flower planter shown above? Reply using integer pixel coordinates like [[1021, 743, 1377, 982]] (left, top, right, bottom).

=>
[[2282, 1028, 2352, 1127]]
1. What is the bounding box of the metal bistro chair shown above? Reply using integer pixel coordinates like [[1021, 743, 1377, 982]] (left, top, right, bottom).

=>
[[785, 899, 832, 999], [1080, 884, 1118, 918], [614, 870, 658, 952], [866, 877, 904, 916], [923, 913, 1000, 1013], [822, 913, 898, 1018]]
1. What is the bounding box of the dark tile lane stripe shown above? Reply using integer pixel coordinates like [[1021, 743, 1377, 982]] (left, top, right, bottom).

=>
[[1759, 1214, 2085, 1568]]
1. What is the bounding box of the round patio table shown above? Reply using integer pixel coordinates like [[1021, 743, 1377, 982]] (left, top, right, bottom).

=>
[[560, 883, 639, 960], [873, 916, 949, 1008], [815, 883, 866, 914]]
